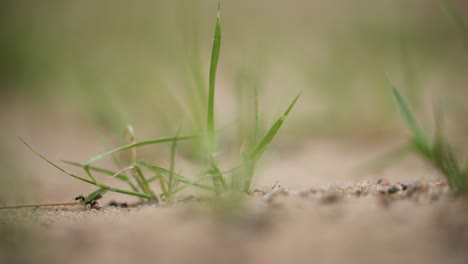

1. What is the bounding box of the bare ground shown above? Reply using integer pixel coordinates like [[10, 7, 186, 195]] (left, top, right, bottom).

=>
[[1, 108, 468, 264], [2, 141, 468, 264]]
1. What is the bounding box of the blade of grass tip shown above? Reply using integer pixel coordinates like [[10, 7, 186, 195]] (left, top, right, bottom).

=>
[[19, 138, 151, 199], [388, 81, 432, 159], [19, 137, 95, 185], [207, 3, 221, 153], [82, 135, 196, 167], [250, 92, 301, 162]]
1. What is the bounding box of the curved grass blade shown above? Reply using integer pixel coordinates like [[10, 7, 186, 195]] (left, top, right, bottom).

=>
[[243, 93, 301, 192], [83, 135, 196, 167], [19, 137, 151, 199], [171, 173, 221, 195], [388, 81, 432, 159], [19, 137, 95, 184], [63, 161, 130, 181], [207, 3, 221, 153], [250, 93, 301, 161], [138, 161, 216, 191], [63, 160, 140, 193]]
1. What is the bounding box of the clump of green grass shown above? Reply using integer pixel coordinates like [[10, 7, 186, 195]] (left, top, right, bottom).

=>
[[390, 81, 468, 193], [20, 4, 300, 205]]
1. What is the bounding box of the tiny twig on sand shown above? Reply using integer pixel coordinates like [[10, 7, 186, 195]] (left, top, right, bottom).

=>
[[0, 201, 80, 210]]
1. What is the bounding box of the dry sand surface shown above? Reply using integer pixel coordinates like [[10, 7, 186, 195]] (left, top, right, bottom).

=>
[[1, 139, 468, 264]]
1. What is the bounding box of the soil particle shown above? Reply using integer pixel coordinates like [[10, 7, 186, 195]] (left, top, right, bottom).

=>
[[108, 201, 129, 208], [388, 186, 399, 194], [320, 189, 342, 204], [377, 178, 391, 186]]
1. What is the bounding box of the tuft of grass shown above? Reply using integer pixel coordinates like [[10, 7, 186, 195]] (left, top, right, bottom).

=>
[[201, 4, 300, 194], [390, 81, 468, 193], [19, 137, 153, 200], [20, 3, 300, 205]]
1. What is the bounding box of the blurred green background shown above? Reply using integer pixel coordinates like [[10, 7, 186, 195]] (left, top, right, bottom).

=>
[[1, 0, 468, 204]]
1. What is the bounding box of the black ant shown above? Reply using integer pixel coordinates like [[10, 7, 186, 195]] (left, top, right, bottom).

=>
[[74, 194, 102, 209]]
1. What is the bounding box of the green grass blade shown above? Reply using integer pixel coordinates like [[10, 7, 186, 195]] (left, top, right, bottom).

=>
[[19, 137, 151, 199], [168, 129, 181, 192], [159, 176, 169, 199], [62, 161, 129, 181], [207, 3, 221, 153], [83, 135, 195, 167], [85, 188, 108, 203], [97, 184, 152, 199], [137, 161, 216, 191], [134, 167, 158, 200], [171, 173, 220, 195], [250, 93, 301, 161], [242, 153, 255, 193], [389, 81, 432, 159], [19, 137, 95, 185], [62, 160, 140, 193]]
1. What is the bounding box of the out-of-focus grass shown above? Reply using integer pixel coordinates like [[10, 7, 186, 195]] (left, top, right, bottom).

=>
[[1, 0, 467, 139], [390, 82, 468, 192]]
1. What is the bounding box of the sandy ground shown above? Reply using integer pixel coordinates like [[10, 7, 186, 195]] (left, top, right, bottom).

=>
[[1, 139, 468, 264], [1, 107, 468, 264]]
